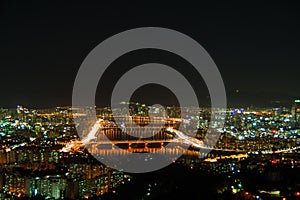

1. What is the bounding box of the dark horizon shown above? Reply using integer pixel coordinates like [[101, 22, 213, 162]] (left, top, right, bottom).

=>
[[0, 1, 299, 108]]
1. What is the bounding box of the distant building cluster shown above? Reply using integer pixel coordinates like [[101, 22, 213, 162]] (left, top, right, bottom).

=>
[[0, 105, 124, 199], [0, 100, 300, 199]]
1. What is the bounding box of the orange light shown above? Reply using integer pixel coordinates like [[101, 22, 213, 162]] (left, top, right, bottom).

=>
[[296, 191, 300, 196]]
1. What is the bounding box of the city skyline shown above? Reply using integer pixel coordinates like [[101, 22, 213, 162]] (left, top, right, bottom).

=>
[[1, 1, 300, 199], [0, 102, 300, 199]]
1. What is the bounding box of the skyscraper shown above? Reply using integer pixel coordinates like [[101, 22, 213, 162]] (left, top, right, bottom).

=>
[[292, 100, 300, 120]]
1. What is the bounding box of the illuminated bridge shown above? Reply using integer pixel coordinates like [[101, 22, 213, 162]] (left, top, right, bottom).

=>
[[61, 117, 300, 159], [61, 117, 239, 158]]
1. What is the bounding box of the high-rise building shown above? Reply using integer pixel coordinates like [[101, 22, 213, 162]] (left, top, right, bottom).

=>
[[292, 100, 300, 121]]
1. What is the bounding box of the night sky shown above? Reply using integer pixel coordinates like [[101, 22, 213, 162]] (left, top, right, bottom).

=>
[[0, 1, 299, 108]]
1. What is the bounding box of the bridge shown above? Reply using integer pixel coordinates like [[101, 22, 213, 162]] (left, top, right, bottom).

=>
[[61, 117, 213, 153], [61, 117, 300, 158]]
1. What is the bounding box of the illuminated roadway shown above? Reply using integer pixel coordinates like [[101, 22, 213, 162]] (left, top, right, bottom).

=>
[[61, 117, 300, 155], [61, 118, 236, 153]]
